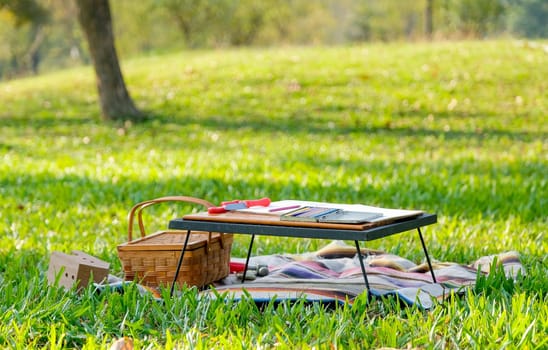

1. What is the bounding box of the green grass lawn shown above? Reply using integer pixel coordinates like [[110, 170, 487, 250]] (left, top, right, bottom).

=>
[[1, 40, 546, 349]]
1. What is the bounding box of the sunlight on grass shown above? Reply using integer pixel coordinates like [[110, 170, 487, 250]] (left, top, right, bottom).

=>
[[0, 40, 546, 349]]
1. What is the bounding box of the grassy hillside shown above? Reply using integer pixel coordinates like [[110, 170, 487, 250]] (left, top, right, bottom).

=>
[[1, 40, 546, 349]]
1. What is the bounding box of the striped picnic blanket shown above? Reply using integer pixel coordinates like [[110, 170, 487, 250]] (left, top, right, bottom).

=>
[[206, 241, 524, 309]]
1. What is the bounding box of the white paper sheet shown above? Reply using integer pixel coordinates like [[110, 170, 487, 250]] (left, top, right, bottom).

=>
[[239, 200, 423, 222]]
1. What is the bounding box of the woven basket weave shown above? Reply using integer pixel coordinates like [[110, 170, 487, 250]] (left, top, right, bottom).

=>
[[117, 196, 233, 289]]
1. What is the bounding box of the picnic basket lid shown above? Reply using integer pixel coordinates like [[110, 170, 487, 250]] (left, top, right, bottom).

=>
[[117, 230, 224, 251]]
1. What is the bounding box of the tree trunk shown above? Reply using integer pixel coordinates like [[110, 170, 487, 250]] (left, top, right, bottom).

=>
[[425, 0, 433, 39], [75, 0, 142, 121]]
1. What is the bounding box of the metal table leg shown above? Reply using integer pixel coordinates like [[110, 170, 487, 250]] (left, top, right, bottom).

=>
[[170, 229, 192, 297], [417, 227, 437, 283], [241, 234, 255, 283], [354, 240, 371, 292]]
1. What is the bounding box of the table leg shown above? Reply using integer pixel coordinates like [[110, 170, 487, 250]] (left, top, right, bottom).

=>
[[170, 229, 191, 297], [354, 240, 371, 292], [241, 234, 255, 284], [417, 227, 437, 283]]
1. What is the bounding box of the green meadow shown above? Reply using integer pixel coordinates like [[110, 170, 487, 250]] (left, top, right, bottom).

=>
[[0, 40, 546, 349]]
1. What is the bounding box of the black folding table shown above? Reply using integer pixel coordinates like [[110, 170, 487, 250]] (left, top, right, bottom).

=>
[[168, 213, 438, 296]]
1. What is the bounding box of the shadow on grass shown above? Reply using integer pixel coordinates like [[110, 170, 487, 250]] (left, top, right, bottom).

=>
[[0, 114, 100, 129], [134, 108, 548, 143], [2, 158, 545, 224], [1, 106, 545, 143]]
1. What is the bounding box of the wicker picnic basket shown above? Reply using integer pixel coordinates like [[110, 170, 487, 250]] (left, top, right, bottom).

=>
[[117, 196, 233, 289]]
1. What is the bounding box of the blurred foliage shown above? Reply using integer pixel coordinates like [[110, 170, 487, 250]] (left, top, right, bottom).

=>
[[509, 0, 548, 38], [0, 0, 49, 25], [437, 0, 508, 38], [349, 1, 424, 41], [0, 0, 546, 80], [0, 0, 86, 79]]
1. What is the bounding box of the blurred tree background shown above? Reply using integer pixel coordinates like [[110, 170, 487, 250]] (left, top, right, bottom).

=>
[[0, 0, 546, 81]]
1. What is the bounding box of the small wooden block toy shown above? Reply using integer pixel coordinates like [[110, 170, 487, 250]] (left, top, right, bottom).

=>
[[47, 250, 110, 290]]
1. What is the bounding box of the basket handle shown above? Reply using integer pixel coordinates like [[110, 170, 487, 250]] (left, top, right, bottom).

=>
[[127, 196, 214, 241]]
